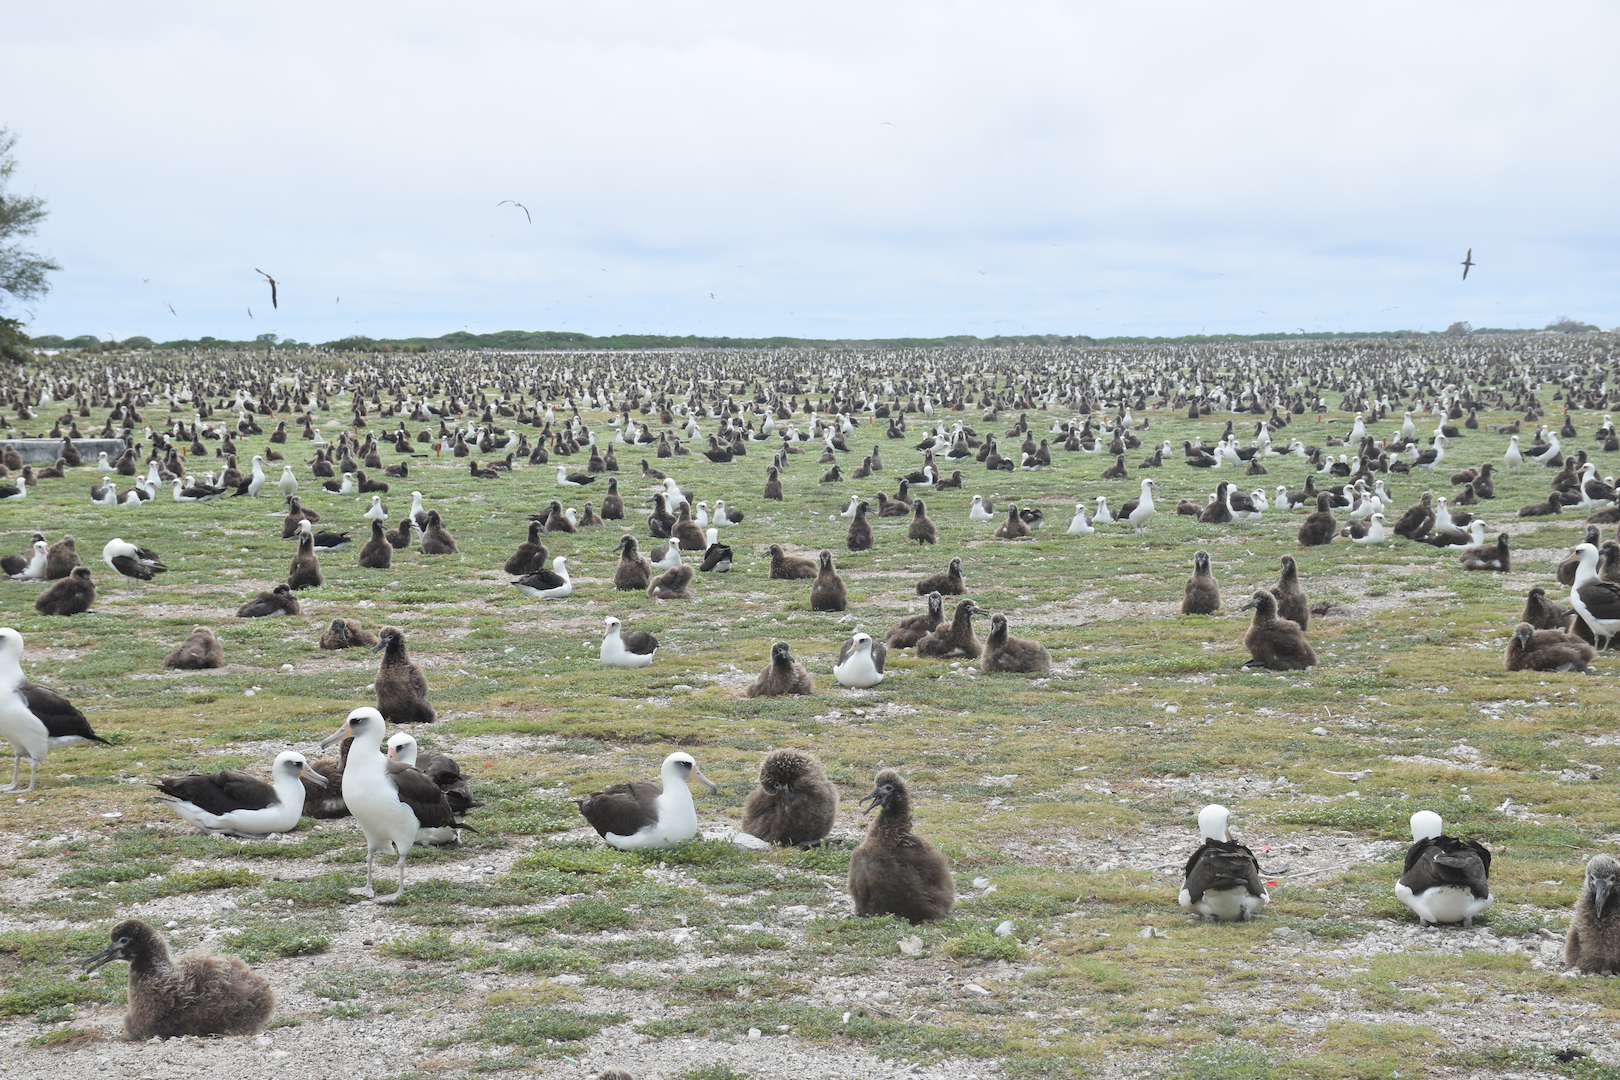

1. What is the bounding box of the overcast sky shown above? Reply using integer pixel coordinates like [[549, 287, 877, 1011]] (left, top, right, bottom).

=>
[[4, 3, 1616, 343]]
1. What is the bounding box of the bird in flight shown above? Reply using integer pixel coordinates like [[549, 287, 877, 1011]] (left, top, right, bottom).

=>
[[255, 268, 279, 308], [1460, 248, 1475, 280], [878, 121, 898, 129], [247, 307, 254, 318], [498, 200, 532, 224], [168, 304, 177, 316]]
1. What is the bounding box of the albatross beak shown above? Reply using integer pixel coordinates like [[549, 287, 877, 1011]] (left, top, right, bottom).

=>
[[320, 721, 354, 750], [301, 765, 329, 787], [689, 766, 718, 794], [81, 943, 124, 974], [1597, 876, 1615, 917]]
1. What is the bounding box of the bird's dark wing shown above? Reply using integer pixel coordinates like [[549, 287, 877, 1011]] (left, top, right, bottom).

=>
[[134, 547, 166, 568], [837, 637, 856, 665], [1576, 581, 1620, 621], [1182, 839, 1263, 902], [577, 780, 662, 838], [517, 567, 564, 590], [157, 771, 275, 814], [386, 760, 457, 828], [871, 640, 888, 672], [620, 630, 659, 654], [18, 681, 105, 742], [1400, 836, 1490, 899], [110, 555, 155, 581]]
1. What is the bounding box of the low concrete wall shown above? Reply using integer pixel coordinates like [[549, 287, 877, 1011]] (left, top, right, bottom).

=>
[[0, 438, 127, 465]]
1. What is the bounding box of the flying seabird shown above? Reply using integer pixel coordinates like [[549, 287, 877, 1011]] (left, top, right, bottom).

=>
[[848, 769, 955, 923], [254, 267, 279, 308], [497, 199, 532, 223], [601, 616, 658, 668], [833, 631, 886, 688], [1460, 248, 1474, 279], [576, 751, 717, 850], [0, 627, 108, 792], [744, 642, 814, 697], [321, 707, 462, 902], [1179, 804, 1269, 921], [155, 751, 324, 837], [81, 920, 275, 1039], [1394, 810, 1492, 927], [740, 748, 837, 847]]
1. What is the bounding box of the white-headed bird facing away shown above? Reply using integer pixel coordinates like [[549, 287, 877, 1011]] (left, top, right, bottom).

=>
[[1394, 810, 1492, 927], [1179, 804, 1269, 921]]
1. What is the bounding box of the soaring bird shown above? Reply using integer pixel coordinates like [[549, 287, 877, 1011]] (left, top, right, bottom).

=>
[[497, 200, 532, 224], [1460, 248, 1474, 280], [255, 268, 279, 307]]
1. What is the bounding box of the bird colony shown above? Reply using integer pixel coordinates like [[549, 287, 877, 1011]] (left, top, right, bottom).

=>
[[1, 335, 1619, 1077]]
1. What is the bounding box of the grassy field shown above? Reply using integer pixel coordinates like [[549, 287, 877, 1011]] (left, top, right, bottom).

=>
[[1, 352, 1617, 1079]]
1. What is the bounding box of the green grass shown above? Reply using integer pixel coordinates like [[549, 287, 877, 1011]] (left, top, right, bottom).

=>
[[4, 349, 1619, 1076]]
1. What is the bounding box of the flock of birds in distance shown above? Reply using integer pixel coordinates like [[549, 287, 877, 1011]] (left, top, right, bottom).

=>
[[2, 334, 1620, 1044]]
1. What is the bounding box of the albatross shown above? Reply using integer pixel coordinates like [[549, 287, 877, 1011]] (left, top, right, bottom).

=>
[[0, 627, 108, 792], [154, 751, 325, 837], [321, 707, 463, 903], [576, 751, 716, 850]]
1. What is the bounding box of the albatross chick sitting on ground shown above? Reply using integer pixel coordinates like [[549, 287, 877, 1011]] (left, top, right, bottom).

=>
[[82, 919, 275, 1040], [848, 769, 955, 923], [741, 748, 838, 847]]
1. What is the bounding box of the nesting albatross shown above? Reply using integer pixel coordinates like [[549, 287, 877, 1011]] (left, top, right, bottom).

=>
[[576, 751, 717, 849]]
